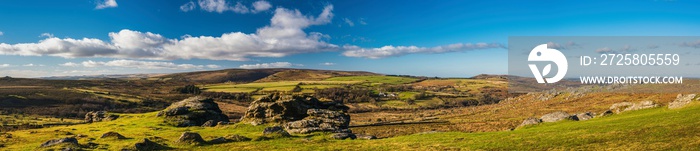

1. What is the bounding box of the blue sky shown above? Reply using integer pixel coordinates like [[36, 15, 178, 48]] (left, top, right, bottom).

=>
[[0, 0, 699, 77]]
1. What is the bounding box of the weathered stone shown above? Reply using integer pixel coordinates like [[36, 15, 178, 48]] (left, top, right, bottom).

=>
[[129, 138, 168, 151], [284, 109, 351, 134], [355, 134, 377, 140], [100, 131, 126, 139], [263, 126, 290, 137], [573, 112, 594, 121], [610, 102, 634, 113], [540, 111, 571, 122], [330, 133, 356, 140], [669, 94, 696, 109], [241, 94, 348, 125], [177, 132, 205, 144], [599, 110, 614, 117], [518, 117, 542, 127], [40, 137, 78, 148], [201, 120, 217, 127], [158, 96, 229, 127], [207, 134, 251, 144], [85, 111, 119, 123]]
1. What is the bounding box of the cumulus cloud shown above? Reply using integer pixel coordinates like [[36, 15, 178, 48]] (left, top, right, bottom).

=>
[[320, 62, 335, 66], [180, 1, 196, 12], [0, 31, 3, 36], [95, 0, 118, 9], [0, 64, 10, 68], [342, 42, 504, 59], [39, 33, 54, 38], [191, 0, 271, 14], [61, 60, 220, 70], [239, 62, 293, 69], [0, 5, 337, 61], [594, 45, 636, 54], [343, 18, 354, 27], [252, 0, 272, 13]]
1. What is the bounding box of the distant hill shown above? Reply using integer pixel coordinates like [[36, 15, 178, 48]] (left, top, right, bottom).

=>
[[155, 68, 380, 83]]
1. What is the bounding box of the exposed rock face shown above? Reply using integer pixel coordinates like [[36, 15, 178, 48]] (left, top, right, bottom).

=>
[[669, 94, 696, 109], [40, 137, 78, 148], [519, 117, 542, 127], [100, 131, 126, 139], [540, 111, 571, 122], [610, 101, 659, 113], [241, 94, 351, 134], [177, 132, 205, 144], [201, 120, 217, 127], [85, 111, 119, 123], [242, 94, 349, 125], [284, 109, 351, 134], [599, 110, 614, 117], [572, 112, 594, 121], [157, 96, 229, 127]]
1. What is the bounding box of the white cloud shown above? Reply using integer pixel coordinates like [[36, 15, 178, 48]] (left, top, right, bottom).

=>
[[0, 64, 10, 68], [180, 1, 196, 12], [206, 64, 221, 68], [252, 0, 272, 13], [62, 59, 220, 70], [198, 0, 231, 13], [0, 31, 3, 36], [95, 0, 118, 9], [39, 33, 54, 38], [320, 62, 335, 66], [22, 63, 43, 67], [193, 0, 271, 14], [343, 18, 354, 27], [342, 42, 504, 59], [60, 62, 80, 67], [359, 18, 367, 25], [0, 5, 336, 61], [239, 62, 293, 69]]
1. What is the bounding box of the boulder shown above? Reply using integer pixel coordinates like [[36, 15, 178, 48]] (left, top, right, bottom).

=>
[[100, 131, 126, 139], [40, 137, 78, 148], [201, 120, 217, 127], [177, 132, 205, 144], [284, 109, 351, 134], [208, 134, 251, 144], [355, 134, 377, 140], [330, 133, 356, 140], [611, 101, 659, 113], [157, 96, 229, 127], [669, 94, 696, 109], [599, 110, 614, 117], [540, 111, 571, 122], [241, 94, 349, 125], [263, 126, 290, 137], [609, 102, 634, 113], [518, 117, 542, 127], [128, 138, 169, 151], [572, 112, 594, 121], [85, 111, 119, 123]]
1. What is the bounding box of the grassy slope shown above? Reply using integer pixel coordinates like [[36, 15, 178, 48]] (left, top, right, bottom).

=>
[[4, 102, 699, 150], [324, 76, 418, 85]]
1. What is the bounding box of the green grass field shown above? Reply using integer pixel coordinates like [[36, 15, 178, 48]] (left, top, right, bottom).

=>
[[4, 102, 699, 150], [324, 76, 418, 85]]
